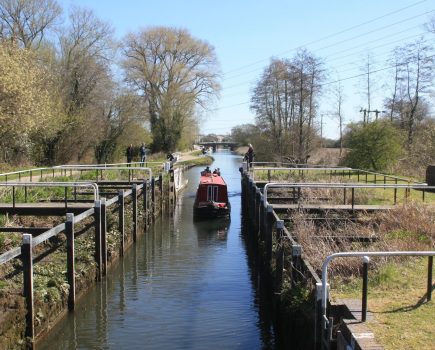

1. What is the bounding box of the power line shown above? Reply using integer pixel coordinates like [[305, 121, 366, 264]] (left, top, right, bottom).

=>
[[219, 29, 429, 99], [223, 8, 434, 82], [214, 53, 435, 112], [223, 0, 429, 77]]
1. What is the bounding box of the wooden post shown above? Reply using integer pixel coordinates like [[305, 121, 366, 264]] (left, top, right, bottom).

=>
[[259, 197, 264, 242], [21, 234, 34, 344], [428, 256, 433, 302], [101, 198, 107, 276], [159, 173, 164, 212], [169, 169, 175, 209], [132, 184, 138, 242], [255, 189, 261, 235], [143, 180, 148, 229], [351, 187, 355, 210], [251, 182, 256, 224], [265, 205, 274, 265], [94, 200, 102, 281], [151, 177, 156, 221], [119, 191, 125, 256], [275, 220, 284, 294], [291, 244, 302, 287], [66, 213, 75, 311]]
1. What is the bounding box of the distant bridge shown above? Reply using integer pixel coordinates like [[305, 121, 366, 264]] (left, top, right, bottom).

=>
[[198, 141, 239, 151]]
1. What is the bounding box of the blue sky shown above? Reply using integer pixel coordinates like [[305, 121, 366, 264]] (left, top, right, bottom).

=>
[[59, 0, 435, 139]]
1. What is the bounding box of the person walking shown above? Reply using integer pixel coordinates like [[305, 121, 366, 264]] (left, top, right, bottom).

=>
[[139, 143, 146, 166], [126, 144, 133, 167]]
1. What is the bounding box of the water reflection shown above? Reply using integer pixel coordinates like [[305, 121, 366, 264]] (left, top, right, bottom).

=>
[[38, 150, 282, 350], [194, 217, 230, 246]]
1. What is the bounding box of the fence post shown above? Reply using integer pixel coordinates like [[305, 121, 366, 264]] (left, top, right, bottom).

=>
[[259, 197, 264, 242], [291, 244, 302, 286], [351, 187, 355, 210], [343, 187, 347, 205], [362, 256, 370, 322], [428, 256, 433, 302], [151, 177, 156, 221], [255, 189, 261, 235], [101, 198, 107, 276], [265, 205, 274, 265], [118, 191, 125, 256], [66, 213, 75, 311], [94, 200, 102, 281], [132, 184, 138, 242], [21, 234, 34, 345], [275, 220, 284, 295], [169, 169, 175, 208], [143, 180, 148, 229], [159, 174, 164, 212]]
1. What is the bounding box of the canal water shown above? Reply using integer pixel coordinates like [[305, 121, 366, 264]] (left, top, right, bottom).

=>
[[38, 150, 280, 349]]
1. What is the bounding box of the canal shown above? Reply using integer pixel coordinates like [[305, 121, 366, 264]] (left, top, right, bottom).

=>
[[38, 150, 280, 349]]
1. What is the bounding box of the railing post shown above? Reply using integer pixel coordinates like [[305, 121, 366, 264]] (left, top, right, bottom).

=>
[[291, 244, 302, 286], [159, 173, 164, 212], [151, 177, 156, 221], [119, 191, 125, 256], [64, 187, 68, 210], [94, 200, 102, 281], [259, 197, 264, 242], [132, 184, 138, 242], [394, 178, 398, 204], [169, 169, 175, 209], [21, 234, 34, 345], [101, 198, 107, 276], [428, 256, 433, 302], [265, 205, 274, 265], [66, 213, 75, 311], [362, 256, 370, 322], [275, 220, 284, 295], [351, 187, 355, 210], [143, 180, 148, 229], [343, 187, 347, 205]]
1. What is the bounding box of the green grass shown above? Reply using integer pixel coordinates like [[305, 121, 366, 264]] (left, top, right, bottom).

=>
[[332, 258, 434, 350], [176, 155, 213, 167]]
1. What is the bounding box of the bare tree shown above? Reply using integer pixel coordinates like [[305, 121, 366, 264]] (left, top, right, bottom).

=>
[[45, 6, 115, 163], [383, 39, 434, 145], [0, 0, 61, 48], [121, 26, 221, 152], [251, 50, 324, 162]]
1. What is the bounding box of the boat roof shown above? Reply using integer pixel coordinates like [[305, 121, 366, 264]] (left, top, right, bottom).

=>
[[199, 173, 227, 186]]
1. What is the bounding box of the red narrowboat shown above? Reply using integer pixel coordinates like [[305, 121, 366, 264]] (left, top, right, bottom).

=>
[[193, 169, 231, 219]]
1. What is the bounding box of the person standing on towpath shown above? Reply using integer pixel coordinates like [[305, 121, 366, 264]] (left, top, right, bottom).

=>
[[126, 144, 133, 167]]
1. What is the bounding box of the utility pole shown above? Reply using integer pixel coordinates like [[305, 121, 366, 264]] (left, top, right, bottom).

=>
[[360, 108, 367, 124], [368, 109, 385, 121]]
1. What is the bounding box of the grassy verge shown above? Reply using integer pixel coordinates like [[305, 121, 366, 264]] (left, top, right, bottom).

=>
[[332, 258, 434, 350], [176, 155, 213, 167]]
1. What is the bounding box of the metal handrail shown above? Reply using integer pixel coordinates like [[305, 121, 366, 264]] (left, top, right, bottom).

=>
[[262, 182, 435, 208], [0, 182, 99, 201], [321, 251, 435, 329], [54, 165, 154, 181], [251, 167, 352, 182]]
